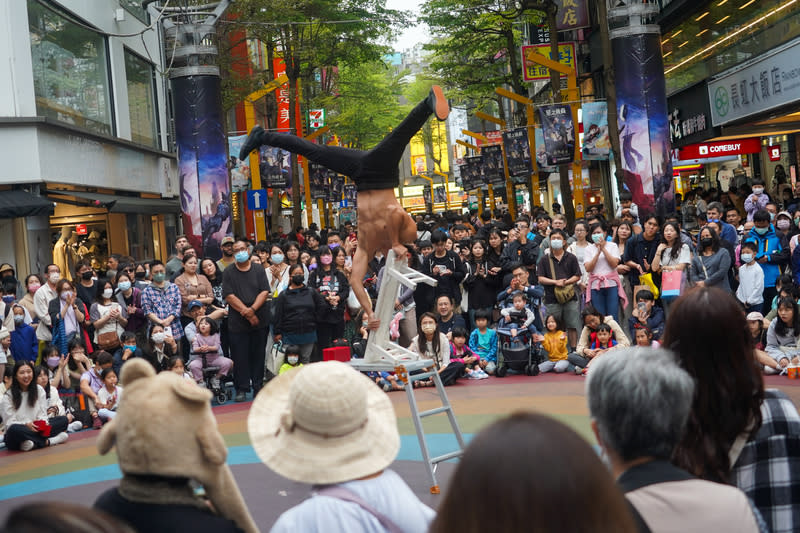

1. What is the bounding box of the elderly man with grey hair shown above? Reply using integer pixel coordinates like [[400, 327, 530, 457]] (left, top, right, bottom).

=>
[[586, 347, 765, 533]]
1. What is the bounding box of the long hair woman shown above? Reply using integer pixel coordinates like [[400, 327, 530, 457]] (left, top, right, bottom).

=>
[[664, 287, 800, 533]]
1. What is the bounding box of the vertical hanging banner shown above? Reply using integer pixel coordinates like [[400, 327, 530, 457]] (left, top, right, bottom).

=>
[[327, 175, 343, 203], [309, 162, 329, 200], [537, 104, 575, 165], [481, 145, 506, 185], [534, 127, 557, 173], [259, 143, 292, 189], [173, 75, 231, 260], [613, 33, 674, 217], [344, 184, 357, 206], [581, 102, 610, 160], [227, 135, 251, 192], [502, 127, 533, 177], [463, 156, 483, 190]]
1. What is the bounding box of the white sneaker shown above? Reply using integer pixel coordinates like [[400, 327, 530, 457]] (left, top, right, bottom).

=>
[[67, 421, 84, 433], [20, 440, 35, 451], [48, 432, 69, 446], [210, 377, 221, 390]]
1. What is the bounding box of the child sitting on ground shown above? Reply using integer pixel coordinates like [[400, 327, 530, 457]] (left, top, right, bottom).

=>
[[188, 316, 233, 390], [279, 345, 304, 375], [0, 327, 11, 377], [450, 327, 487, 379], [539, 315, 570, 374], [96, 368, 121, 423], [10, 305, 36, 363], [469, 309, 498, 375], [166, 356, 194, 381], [582, 323, 619, 375], [633, 324, 660, 348], [500, 292, 536, 338], [746, 311, 780, 374]]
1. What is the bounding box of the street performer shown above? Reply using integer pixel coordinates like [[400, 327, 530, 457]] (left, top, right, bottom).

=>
[[240, 86, 449, 329]]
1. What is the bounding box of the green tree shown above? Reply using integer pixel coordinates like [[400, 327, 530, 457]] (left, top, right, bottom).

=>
[[225, 0, 409, 223]]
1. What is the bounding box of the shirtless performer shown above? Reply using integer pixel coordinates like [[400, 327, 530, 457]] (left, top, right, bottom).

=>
[[240, 86, 449, 328]]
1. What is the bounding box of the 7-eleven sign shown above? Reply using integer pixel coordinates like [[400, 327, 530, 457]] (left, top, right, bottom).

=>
[[308, 109, 326, 129]]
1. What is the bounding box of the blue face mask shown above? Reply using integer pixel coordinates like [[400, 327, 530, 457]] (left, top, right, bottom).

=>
[[770, 212, 776, 221], [740, 253, 754, 264], [2, 295, 14, 305], [591, 233, 604, 244], [123, 344, 136, 352], [754, 226, 769, 235], [117, 281, 131, 292], [271, 253, 284, 264], [235, 251, 250, 263]]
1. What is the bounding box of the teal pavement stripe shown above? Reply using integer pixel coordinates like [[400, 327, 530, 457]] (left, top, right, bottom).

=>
[[0, 433, 473, 501]]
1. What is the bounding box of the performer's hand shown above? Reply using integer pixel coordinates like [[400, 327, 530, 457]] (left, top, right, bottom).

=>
[[366, 313, 381, 330]]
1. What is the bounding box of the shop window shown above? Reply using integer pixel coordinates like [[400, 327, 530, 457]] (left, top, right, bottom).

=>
[[27, 0, 113, 136], [119, 0, 148, 24], [127, 213, 154, 261], [124, 49, 159, 148]]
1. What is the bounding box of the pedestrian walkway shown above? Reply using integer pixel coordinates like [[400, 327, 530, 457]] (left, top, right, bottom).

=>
[[1, 373, 797, 527]]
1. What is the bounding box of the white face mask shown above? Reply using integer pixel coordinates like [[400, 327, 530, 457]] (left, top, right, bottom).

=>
[[49, 272, 60, 284], [421, 324, 436, 334], [752, 187, 764, 195], [102, 288, 113, 299], [287, 356, 299, 365], [151, 332, 166, 344]]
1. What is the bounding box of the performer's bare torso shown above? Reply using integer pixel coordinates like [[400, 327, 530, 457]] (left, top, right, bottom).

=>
[[351, 188, 416, 327]]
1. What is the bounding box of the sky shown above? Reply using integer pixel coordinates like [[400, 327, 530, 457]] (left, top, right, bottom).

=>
[[385, 0, 429, 52]]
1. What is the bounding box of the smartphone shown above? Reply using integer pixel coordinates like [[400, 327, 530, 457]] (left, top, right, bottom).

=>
[[637, 302, 648, 312], [164, 328, 173, 338]]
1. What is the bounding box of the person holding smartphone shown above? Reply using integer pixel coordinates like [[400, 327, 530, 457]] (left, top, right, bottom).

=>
[[627, 289, 665, 341]]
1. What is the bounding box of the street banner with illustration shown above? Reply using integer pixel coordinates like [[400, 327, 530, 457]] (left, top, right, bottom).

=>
[[327, 174, 343, 203], [462, 156, 484, 190], [502, 127, 532, 177], [227, 135, 251, 192], [537, 104, 575, 165], [173, 75, 232, 260], [481, 145, 506, 185], [259, 143, 292, 189], [613, 32, 674, 217], [534, 126, 556, 173], [581, 101, 611, 160], [344, 184, 357, 206], [309, 162, 329, 200]]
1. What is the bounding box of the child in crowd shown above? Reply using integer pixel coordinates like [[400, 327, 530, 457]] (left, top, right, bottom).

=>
[[450, 327, 487, 379], [96, 368, 121, 423], [582, 324, 618, 376], [764, 274, 795, 322], [10, 305, 36, 362], [500, 292, 536, 338], [744, 179, 769, 221], [736, 240, 764, 314], [633, 324, 659, 348], [166, 356, 194, 381], [746, 311, 780, 375], [0, 327, 10, 377], [43, 344, 70, 390], [279, 345, 304, 375], [539, 315, 570, 374], [188, 316, 232, 390], [628, 289, 665, 341], [469, 309, 498, 375], [616, 190, 639, 222], [35, 365, 83, 433], [0, 365, 12, 396], [114, 331, 142, 376]]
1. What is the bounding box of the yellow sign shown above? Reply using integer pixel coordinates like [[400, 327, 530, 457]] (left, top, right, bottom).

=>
[[521, 43, 576, 82]]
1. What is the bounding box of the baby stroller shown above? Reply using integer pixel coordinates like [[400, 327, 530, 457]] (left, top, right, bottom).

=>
[[495, 311, 546, 377]]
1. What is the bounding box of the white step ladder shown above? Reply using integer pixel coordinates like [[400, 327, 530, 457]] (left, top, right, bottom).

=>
[[353, 250, 465, 493]]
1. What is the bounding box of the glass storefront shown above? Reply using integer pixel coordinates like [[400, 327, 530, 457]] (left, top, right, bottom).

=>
[[663, 0, 800, 95], [124, 49, 159, 148], [27, 0, 113, 136]]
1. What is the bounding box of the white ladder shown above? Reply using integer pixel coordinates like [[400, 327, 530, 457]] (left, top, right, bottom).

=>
[[364, 250, 437, 364]]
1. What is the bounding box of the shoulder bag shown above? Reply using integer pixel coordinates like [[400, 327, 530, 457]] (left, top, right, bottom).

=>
[[549, 254, 575, 304]]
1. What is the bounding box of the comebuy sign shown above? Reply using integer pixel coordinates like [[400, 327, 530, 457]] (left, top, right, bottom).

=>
[[678, 138, 761, 160]]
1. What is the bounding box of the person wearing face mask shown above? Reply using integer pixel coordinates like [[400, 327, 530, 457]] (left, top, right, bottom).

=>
[[265, 244, 290, 295], [142, 324, 178, 373], [584, 221, 624, 322], [537, 229, 583, 349], [47, 279, 88, 358], [18, 274, 42, 324], [34, 265, 63, 356], [745, 181, 770, 222], [774, 211, 793, 238], [223, 239, 271, 402], [736, 241, 765, 314], [114, 273, 147, 346], [90, 281, 128, 356], [10, 305, 37, 363], [272, 264, 326, 366], [141, 261, 184, 353], [691, 227, 732, 293], [277, 344, 303, 375], [308, 246, 350, 353], [748, 209, 790, 312], [74, 260, 97, 310], [133, 264, 150, 290]]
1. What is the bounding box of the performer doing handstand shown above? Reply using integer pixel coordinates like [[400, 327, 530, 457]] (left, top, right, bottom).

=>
[[240, 86, 449, 329]]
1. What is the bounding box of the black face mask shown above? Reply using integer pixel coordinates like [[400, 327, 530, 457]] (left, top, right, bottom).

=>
[[700, 237, 713, 248], [135, 271, 146, 280], [291, 274, 305, 286], [81, 271, 93, 281]]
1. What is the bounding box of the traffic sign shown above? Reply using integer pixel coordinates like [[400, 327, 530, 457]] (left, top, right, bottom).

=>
[[246, 189, 267, 210], [308, 109, 325, 129]]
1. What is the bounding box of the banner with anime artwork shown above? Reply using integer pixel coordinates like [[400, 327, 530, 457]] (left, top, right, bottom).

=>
[[502, 127, 532, 177], [581, 102, 610, 160], [227, 135, 251, 192], [259, 142, 292, 189], [309, 162, 329, 200], [613, 32, 674, 217], [173, 75, 231, 260], [465, 155, 484, 190], [327, 174, 343, 203], [481, 145, 506, 185], [537, 104, 575, 165], [534, 126, 557, 173], [344, 184, 357, 206]]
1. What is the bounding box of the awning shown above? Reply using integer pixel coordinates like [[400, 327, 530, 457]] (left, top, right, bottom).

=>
[[49, 191, 179, 215], [0, 190, 55, 218]]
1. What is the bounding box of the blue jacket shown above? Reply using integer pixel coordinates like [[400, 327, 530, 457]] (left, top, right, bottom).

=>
[[747, 225, 789, 288], [10, 322, 37, 362], [469, 328, 498, 363]]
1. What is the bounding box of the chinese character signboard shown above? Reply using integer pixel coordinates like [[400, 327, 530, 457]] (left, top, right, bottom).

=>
[[522, 43, 576, 82], [537, 104, 575, 165], [708, 41, 800, 126], [555, 0, 589, 31]]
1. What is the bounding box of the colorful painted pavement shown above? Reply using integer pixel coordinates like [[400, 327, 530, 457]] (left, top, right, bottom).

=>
[[1, 373, 798, 527]]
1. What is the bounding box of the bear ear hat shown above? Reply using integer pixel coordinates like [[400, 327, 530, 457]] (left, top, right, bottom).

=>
[[119, 358, 155, 387]]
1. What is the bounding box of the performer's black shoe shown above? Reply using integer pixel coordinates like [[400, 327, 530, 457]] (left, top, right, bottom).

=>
[[427, 85, 450, 121], [239, 125, 266, 160]]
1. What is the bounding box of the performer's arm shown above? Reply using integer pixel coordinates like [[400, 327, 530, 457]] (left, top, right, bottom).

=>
[[351, 247, 378, 329]]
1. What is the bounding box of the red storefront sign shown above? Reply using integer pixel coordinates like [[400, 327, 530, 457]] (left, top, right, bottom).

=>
[[678, 138, 761, 160], [75, 224, 87, 235], [769, 146, 782, 161]]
